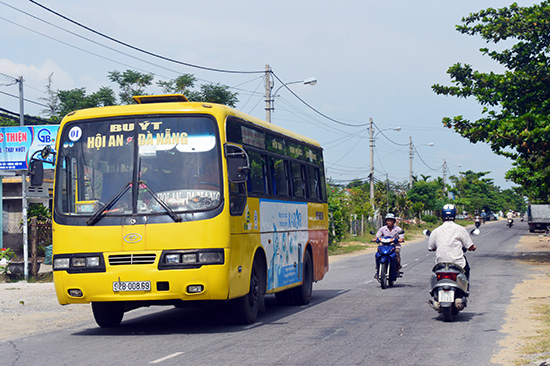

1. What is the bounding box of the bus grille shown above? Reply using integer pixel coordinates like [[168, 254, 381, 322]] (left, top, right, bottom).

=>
[[108, 254, 156, 265]]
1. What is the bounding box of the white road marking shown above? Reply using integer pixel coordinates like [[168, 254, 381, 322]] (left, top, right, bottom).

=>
[[149, 352, 184, 364]]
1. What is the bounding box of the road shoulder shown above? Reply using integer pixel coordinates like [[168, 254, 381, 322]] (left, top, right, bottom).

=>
[[491, 233, 550, 365]]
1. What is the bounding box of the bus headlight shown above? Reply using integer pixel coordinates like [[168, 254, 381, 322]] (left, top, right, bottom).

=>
[[52, 253, 105, 273], [181, 253, 197, 264], [198, 252, 223, 264], [165, 254, 181, 264], [159, 249, 224, 269], [54, 258, 70, 269], [86, 257, 100, 267]]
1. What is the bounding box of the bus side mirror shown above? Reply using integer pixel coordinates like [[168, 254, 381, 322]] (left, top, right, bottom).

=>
[[28, 146, 56, 187], [29, 160, 44, 186], [41, 145, 52, 159], [225, 143, 249, 183]]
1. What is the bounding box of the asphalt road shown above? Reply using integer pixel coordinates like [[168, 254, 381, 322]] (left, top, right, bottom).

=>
[[0, 220, 529, 366]]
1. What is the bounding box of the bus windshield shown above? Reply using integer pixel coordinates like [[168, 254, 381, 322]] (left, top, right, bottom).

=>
[[55, 115, 221, 217]]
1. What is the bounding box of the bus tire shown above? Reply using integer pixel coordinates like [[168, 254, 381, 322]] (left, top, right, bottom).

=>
[[292, 251, 313, 305], [233, 259, 261, 324], [92, 302, 124, 328]]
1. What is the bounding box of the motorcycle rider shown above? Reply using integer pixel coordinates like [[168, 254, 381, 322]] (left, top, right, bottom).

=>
[[373, 213, 404, 278], [474, 209, 481, 228], [480, 209, 487, 223], [506, 210, 514, 225], [427, 204, 477, 279]]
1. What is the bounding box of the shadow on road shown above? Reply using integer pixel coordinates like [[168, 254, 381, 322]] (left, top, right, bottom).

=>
[[72, 289, 348, 336], [432, 311, 477, 323]]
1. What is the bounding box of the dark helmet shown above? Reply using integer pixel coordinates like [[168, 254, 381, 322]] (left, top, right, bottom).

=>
[[442, 204, 456, 221]]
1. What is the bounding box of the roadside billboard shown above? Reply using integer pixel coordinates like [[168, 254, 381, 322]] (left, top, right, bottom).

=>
[[0, 125, 58, 170]]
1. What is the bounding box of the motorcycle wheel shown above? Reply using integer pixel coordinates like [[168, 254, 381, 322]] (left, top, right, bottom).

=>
[[388, 264, 395, 287], [442, 307, 453, 322], [380, 263, 388, 289]]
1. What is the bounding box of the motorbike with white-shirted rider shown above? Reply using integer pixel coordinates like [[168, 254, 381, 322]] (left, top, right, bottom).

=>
[[425, 204, 478, 322]]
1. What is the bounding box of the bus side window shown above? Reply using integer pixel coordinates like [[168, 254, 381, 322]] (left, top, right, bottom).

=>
[[307, 165, 320, 200], [247, 150, 268, 195], [229, 182, 247, 215], [270, 157, 290, 197], [291, 161, 305, 198]]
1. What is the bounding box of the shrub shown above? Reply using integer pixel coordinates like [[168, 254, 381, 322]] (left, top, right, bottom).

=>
[[423, 215, 438, 224]]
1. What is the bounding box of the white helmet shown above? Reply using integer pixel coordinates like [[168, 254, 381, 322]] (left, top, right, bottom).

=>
[[385, 213, 397, 221]]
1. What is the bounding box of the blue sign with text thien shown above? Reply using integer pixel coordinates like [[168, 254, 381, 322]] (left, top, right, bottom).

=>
[[0, 125, 58, 170]]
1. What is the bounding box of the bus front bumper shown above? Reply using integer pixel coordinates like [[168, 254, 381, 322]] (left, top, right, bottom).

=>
[[53, 262, 230, 305]]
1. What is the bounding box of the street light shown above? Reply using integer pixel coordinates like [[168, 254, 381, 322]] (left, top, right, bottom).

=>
[[369, 118, 401, 202], [264, 65, 317, 122], [443, 159, 461, 194], [409, 139, 435, 188]]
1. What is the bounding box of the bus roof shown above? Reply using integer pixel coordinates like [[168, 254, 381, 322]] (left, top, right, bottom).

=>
[[61, 94, 322, 149]]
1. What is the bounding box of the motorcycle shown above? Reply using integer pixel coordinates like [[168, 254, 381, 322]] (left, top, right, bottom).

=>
[[424, 228, 479, 322], [474, 216, 481, 228], [507, 218, 513, 228], [370, 230, 404, 289]]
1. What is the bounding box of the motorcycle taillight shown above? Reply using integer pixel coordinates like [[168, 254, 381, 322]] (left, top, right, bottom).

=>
[[437, 272, 458, 281]]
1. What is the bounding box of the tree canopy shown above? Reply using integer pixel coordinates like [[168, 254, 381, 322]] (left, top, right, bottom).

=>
[[43, 70, 240, 121], [432, 1, 550, 202]]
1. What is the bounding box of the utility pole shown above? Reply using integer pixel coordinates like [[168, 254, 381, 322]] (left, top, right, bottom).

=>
[[443, 159, 447, 192], [265, 64, 272, 123], [386, 173, 389, 213], [409, 136, 413, 188], [369, 118, 374, 202], [17, 76, 29, 280]]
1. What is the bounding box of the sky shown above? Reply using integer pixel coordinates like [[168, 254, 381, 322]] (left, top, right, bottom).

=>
[[0, 0, 540, 190]]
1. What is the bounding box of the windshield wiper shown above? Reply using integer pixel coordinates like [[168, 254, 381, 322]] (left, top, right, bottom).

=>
[[138, 181, 182, 223], [87, 183, 132, 226]]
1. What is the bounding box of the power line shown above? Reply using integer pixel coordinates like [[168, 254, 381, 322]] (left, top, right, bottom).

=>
[[0, 90, 49, 108], [0, 107, 51, 124], [29, 0, 264, 75], [270, 71, 369, 128], [412, 143, 440, 171]]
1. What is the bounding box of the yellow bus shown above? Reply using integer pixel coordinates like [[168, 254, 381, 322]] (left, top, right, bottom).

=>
[[47, 94, 328, 327]]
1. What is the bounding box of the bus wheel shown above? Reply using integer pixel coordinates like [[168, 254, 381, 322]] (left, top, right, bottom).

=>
[[292, 251, 313, 305], [233, 260, 261, 324], [92, 302, 124, 328]]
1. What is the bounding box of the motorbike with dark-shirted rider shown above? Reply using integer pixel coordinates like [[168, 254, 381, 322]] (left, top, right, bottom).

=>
[[370, 229, 405, 289]]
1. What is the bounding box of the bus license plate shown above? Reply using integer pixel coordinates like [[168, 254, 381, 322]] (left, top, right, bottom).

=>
[[113, 281, 151, 292], [438, 290, 454, 303]]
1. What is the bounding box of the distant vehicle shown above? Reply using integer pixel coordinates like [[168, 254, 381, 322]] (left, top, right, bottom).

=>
[[456, 214, 466, 220], [528, 204, 550, 233]]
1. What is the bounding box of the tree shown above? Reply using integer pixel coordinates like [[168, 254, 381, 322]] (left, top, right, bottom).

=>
[[157, 74, 197, 94], [432, 2, 550, 201], [55, 87, 116, 121], [41, 73, 59, 119], [108, 70, 154, 104], [187, 83, 239, 107]]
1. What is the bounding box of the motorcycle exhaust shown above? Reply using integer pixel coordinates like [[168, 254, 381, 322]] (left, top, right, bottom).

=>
[[454, 297, 467, 310], [428, 299, 441, 312]]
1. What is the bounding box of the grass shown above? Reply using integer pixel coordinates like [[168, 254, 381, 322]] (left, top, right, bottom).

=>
[[513, 302, 550, 365], [328, 220, 456, 256]]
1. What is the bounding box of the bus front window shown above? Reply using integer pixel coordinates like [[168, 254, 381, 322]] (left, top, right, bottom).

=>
[[55, 116, 221, 217]]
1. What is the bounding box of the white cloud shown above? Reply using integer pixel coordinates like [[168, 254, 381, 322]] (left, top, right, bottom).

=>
[[0, 58, 74, 91]]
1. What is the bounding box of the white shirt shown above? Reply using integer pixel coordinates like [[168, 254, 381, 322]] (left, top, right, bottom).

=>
[[506, 211, 514, 219], [427, 221, 474, 268]]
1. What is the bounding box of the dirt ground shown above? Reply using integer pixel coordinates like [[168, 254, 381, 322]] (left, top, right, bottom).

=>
[[491, 234, 550, 366], [1, 233, 549, 365]]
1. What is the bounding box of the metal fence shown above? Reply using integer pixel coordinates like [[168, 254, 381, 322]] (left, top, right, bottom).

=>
[[2, 219, 52, 258]]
